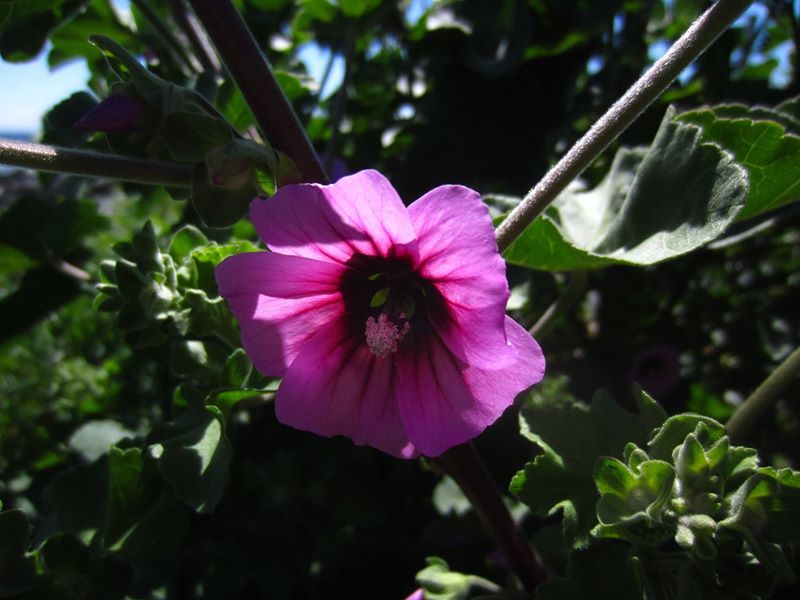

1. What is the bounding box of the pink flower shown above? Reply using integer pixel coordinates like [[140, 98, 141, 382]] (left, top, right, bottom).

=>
[[215, 170, 545, 458]]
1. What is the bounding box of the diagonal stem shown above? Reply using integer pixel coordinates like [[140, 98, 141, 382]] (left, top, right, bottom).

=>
[[169, 0, 221, 74], [434, 443, 544, 591], [529, 271, 588, 338], [495, 0, 754, 252], [726, 345, 800, 443], [0, 138, 192, 188], [187, 0, 328, 183], [131, 0, 199, 74]]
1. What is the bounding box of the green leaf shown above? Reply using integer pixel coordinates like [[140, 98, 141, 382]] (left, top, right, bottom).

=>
[[168, 226, 209, 263], [205, 388, 270, 416], [222, 348, 252, 388], [217, 83, 256, 131], [89, 34, 166, 105], [510, 390, 653, 548], [115, 493, 190, 563], [169, 339, 229, 384], [43, 458, 108, 536], [147, 406, 233, 513], [647, 413, 725, 462], [0, 0, 88, 62], [103, 446, 146, 549], [536, 540, 645, 600], [162, 108, 232, 162], [0, 554, 36, 597], [676, 103, 800, 220], [723, 467, 800, 545], [0, 509, 29, 555], [592, 457, 675, 544], [633, 385, 668, 434], [190, 164, 253, 228], [501, 108, 749, 271], [48, 0, 137, 68], [338, 0, 382, 18], [415, 557, 501, 600], [40, 533, 91, 573], [0, 243, 37, 278]]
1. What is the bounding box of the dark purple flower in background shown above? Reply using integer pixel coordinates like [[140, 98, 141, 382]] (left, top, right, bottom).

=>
[[628, 344, 681, 397], [74, 92, 149, 134]]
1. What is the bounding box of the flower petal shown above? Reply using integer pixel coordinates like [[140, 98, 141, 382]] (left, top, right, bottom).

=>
[[397, 317, 544, 457], [275, 320, 418, 458], [408, 185, 514, 369], [216, 252, 347, 376], [251, 169, 418, 266]]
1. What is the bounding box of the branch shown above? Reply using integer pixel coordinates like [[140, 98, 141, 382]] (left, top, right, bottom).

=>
[[130, 0, 199, 74], [0, 139, 192, 188], [529, 271, 588, 338], [187, 0, 328, 183], [495, 0, 755, 252], [169, 0, 221, 74], [434, 443, 544, 591], [726, 345, 800, 443]]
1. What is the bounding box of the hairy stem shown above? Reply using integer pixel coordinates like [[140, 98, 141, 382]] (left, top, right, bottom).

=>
[[495, 0, 754, 252], [0, 139, 192, 188], [434, 443, 544, 591], [726, 345, 800, 443], [187, 0, 328, 183]]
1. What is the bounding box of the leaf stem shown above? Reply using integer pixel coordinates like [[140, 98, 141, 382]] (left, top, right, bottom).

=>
[[187, 0, 328, 183], [494, 0, 754, 252], [725, 345, 800, 443], [528, 271, 588, 338], [434, 443, 544, 591], [130, 0, 199, 74], [0, 138, 192, 188], [169, 0, 221, 74]]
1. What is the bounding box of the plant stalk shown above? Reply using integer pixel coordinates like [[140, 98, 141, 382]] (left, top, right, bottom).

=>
[[434, 443, 544, 591], [187, 0, 328, 183], [130, 0, 199, 74], [0, 139, 192, 188], [169, 0, 222, 74], [529, 271, 589, 338], [495, 0, 754, 252], [726, 345, 800, 443]]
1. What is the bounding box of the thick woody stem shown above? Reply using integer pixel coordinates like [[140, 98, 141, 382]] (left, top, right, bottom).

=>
[[434, 443, 544, 591], [187, 0, 328, 183]]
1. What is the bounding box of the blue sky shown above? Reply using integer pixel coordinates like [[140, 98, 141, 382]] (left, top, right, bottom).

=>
[[0, 1, 791, 134]]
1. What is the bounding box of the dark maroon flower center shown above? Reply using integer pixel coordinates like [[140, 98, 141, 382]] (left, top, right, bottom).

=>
[[340, 253, 440, 357]]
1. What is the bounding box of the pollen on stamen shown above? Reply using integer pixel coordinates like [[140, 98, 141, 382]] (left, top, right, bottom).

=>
[[365, 313, 410, 358]]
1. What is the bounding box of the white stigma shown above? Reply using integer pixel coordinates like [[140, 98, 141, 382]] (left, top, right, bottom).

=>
[[365, 313, 410, 358]]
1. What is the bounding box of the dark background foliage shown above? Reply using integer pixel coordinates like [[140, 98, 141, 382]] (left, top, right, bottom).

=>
[[1, 0, 799, 598]]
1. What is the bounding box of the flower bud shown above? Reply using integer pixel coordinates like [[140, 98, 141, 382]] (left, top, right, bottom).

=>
[[74, 92, 150, 134]]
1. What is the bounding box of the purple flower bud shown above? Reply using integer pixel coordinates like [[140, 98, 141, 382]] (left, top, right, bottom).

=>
[[74, 93, 148, 134], [628, 344, 681, 397]]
